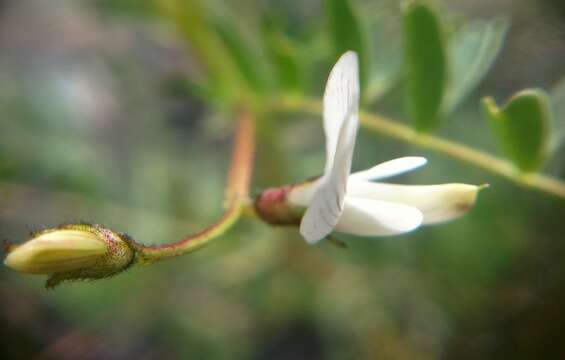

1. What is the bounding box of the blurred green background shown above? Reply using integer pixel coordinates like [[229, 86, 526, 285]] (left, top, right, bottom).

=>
[[2, 0, 565, 359]]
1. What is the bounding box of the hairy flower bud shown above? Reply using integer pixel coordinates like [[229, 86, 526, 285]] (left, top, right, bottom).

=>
[[4, 223, 135, 288]]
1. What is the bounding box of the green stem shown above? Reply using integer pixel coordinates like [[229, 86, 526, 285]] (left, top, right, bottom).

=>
[[274, 96, 565, 200], [134, 110, 255, 264]]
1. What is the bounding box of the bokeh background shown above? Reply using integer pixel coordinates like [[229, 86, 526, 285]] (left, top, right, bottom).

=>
[[1, 0, 565, 359]]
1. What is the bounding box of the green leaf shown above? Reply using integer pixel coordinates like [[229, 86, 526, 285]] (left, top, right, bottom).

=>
[[402, 1, 447, 132], [155, 0, 248, 102], [364, 8, 403, 103], [549, 78, 565, 152], [482, 89, 551, 172], [164, 76, 226, 107], [546, 79, 565, 175], [261, 17, 305, 93], [444, 17, 509, 115], [326, 0, 369, 91], [213, 19, 270, 93]]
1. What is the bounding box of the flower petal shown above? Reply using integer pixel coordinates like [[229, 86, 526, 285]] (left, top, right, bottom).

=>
[[322, 51, 360, 175], [335, 197, 423, 237], [287, 180, 319, 207], [349, 157, 427, 181], [300, 115, 359, 243], [300, 51, 360, 244], [4, 230, 107, 274], [346, 182, 481, 224]]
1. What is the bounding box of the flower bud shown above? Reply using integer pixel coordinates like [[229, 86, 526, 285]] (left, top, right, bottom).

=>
[[254, 185, 304, 226], [4, 224, 135, 288]]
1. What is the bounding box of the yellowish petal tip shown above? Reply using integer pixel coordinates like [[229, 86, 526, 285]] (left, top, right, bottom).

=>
[[3, 253, 12, 267], [451, 184, 481, 215], [4, 223, 136, 288], [4, 229, 107, 274]]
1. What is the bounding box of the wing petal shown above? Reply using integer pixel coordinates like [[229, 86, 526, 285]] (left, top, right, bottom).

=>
[[323, 51, 360, 174], [300, 52, 360, 244]]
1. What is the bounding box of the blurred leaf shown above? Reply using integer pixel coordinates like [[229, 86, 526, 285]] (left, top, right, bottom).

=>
[[164, 76, 225, 107], [402, 2, 447, 132], [444, 17, 509, 115], [155, 0, 249, 103], [549, 78, 565, 152], [482, 89, 551, 172], [364, 8, 403, 103], [326, 0, 369, 91], [365, 60, 401, 104], [547, 79, 565, 175], [261, 16, 305, 94], [213, 18, 270, 94]]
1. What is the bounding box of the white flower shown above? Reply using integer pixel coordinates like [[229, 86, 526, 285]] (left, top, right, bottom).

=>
[[288, 51, 480, 244]]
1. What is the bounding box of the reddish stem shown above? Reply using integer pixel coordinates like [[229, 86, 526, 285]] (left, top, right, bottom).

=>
[[134, 111, 255, 264]]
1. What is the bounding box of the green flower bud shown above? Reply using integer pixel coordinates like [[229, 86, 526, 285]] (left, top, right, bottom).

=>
[[3, 223, 135, 288]]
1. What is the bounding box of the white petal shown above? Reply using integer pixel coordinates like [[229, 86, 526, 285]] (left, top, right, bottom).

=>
[[300, 114, 358, 243], [300, 52, 360, 244], [287, 180, 320, 207], [334, 197, 423, 237], [322, 51, 360, 175], [350, 157, 427, 181], [346, 182, 480, 224]]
